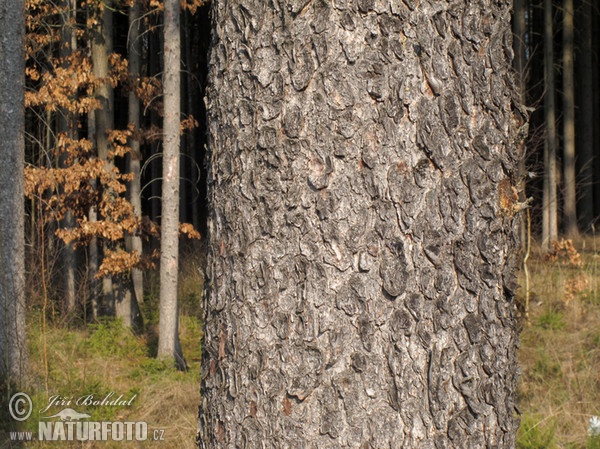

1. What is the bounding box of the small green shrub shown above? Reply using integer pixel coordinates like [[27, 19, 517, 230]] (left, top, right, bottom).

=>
[[86, 318, 147, 358], [531, 350, 562, 382], [537, 309, 566, 330]]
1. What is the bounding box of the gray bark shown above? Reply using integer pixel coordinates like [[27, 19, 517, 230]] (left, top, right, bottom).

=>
[[158, 0, 186, 369], [91, 1, 115, 314], [124, 0, 145, 320], [0, 0, 28, 385], [114, 275, 142, 331], [59, 0, 77, 315], [543, 0, 558, 250], [562, 0, 577, 237], [199, 1, 521, 448], [88, 112, 99, 319]]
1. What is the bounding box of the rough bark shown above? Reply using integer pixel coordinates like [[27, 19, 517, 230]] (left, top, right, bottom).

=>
[[0, 0, 28, 385], [543, 0, 558, 250], [157, 0, 186, 370], [199, 1, 522, 448], [578, 0, 594, 232], [562, 0, 577, 237]]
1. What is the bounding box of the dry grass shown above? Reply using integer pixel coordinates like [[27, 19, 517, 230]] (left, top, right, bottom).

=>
[[517, 235, 600, 449], [1, 251, 205, 449]]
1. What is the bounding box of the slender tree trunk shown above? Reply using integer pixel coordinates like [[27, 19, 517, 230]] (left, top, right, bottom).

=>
[[562, 0, 577, 237], [199, 1, 521, 447], [91, 0, 115, 314], [88, 111, 99, 320], [0, 0, 28, 386], [117, 0, 145, 329], [158, 0, 185, 370], [543, 0, 558, 250], [579, 0, 594, 232], [513, 0, 528, 248], [59, 0, 77, 315]]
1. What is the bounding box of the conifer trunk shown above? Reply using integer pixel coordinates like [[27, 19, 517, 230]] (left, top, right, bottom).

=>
[[199, 1, 522, 447], [0, 0, 28, 385], [578, 0, 594, 232], [91, 0, 115, 314], [543, 0, 558, 250], [158, 0, 186, 369], [562, 0, 577, 237]]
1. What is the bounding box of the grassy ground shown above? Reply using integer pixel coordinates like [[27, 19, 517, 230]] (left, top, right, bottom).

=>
[[517, 236, 600, 449], [3, 237, 600, 448], [1, 251, 205, 449]]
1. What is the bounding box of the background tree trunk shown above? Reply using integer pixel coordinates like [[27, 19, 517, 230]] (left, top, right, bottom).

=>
[[58, 0, 77, 315], [91, 0, 115, 314], [0, 0, 28, 385], [128, 0, 144, 306], [513, 0, 528, 248], [199, 1, 521, 447], [578, 0, 594, 232], [157, 0, 185, 370], [562, 0, 577, 237], [543, 0, 558, 250]]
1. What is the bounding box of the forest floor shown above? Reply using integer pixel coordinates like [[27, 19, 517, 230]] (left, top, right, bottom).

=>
[[1, 250, 205, 449], [1, 237, 600, 448], [517, 235, 600, 449]]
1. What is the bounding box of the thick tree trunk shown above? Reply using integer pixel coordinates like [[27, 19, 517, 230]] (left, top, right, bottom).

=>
[[199, 1, 522, 448], [0, 0, 28, 385], [543, 0, 558, 250], [562, 0, 577, 237], [157, 0, 186, 370], [578, 0, 594, 232]]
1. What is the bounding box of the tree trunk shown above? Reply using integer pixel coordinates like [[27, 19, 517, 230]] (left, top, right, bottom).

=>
[[578, 0, 594, 232], [88, 112, 99, 320], [562, 0, 577, 237], [158, 0, 186, 370], [513, 0, 528, 248], [125, 0, 145, 317], [543, 0, 558, 250], [0, 0, 28, 385], [59, 0, 77, 315], [199, 1, 522, 447], [91, 0, 115, 314]]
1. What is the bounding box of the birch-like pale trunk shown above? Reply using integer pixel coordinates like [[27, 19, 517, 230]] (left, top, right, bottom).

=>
[[199, 1, 522, 447]]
